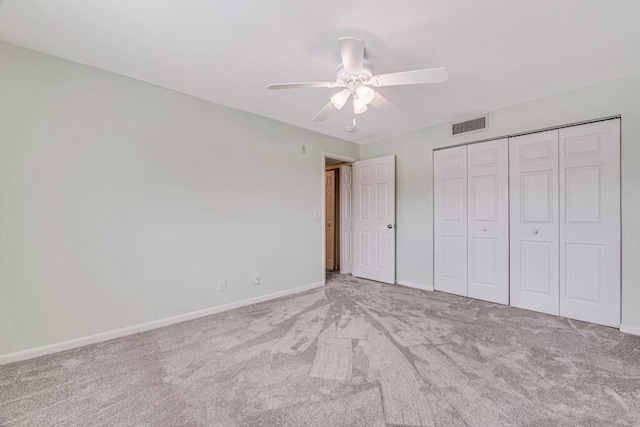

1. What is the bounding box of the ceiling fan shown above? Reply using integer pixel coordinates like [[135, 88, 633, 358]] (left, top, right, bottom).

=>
[[267, 37, 449, 122]]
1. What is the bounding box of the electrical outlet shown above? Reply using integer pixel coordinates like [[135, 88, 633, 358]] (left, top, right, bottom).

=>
[[253, 273, 261, 286], [218, 279, 227, 293]]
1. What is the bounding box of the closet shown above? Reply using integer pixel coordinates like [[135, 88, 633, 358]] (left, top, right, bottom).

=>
[[510, 120, 620, 326], [434, 118, 621, 327], [434, 138, 509, 304]]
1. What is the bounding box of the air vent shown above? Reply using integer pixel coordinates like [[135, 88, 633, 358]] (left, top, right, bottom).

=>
[[451, 115, 488, 136]]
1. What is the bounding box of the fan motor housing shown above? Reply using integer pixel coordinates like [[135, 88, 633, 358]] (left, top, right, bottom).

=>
[[336, 60, 373, 86]]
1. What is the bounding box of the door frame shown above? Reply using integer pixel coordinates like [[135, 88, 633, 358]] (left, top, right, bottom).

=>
[[322, 151, 357, 285]]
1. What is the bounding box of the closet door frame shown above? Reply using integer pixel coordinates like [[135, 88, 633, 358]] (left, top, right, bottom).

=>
[[433, 116, 621, 328]]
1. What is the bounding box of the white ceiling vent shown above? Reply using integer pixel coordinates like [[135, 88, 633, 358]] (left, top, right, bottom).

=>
[[451, 115, 488, 136]]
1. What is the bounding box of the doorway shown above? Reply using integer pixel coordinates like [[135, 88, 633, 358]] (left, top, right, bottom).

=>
[[322, 152, 356, 285], [321, 152, 397, 286]]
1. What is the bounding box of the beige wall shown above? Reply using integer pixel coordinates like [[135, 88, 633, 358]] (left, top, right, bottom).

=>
[[0, 42, 358, 355], [361, 73, 640, 331]]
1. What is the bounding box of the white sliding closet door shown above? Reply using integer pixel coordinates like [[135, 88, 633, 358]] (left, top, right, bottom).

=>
[[509, 130, 560, 316], [467, 139, 509, 304], [434, 146, 467, 296], [559, 120, 620, 327]]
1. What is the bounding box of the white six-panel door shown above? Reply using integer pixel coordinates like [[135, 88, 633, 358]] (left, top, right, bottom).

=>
[[559, 120, 620, 327], [353, 156, 396, 284], [340, 165, 353, 275], [434, 146, 468, 296], [467, 139, 510, 304], [509, 130, 560, 316]]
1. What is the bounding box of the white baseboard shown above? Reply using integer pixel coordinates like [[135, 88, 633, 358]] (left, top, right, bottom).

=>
[[620, 324, 640, 336], [396, 280, 434, 292], [0, 281, 324, 366]]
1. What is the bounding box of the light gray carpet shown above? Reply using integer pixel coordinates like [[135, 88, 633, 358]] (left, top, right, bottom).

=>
[[1, 273, 640, 426]]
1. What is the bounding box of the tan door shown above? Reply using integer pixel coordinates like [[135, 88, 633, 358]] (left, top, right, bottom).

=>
[[326, 169, 336, 270]]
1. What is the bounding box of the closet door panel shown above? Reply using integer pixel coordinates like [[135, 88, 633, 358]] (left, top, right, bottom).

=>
[[434, 146, 467, 296], [509, 130, 560, 315], [467, 138, 509, 304], [559, 119, 620, 327]]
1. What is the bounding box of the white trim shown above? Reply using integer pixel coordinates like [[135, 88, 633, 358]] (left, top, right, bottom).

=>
[[323, 152, 357, 163], [321, 151, 357, 286], [620, 324, 640, 336], [396, 280, 434, 291], [0, 281, 324, 366]]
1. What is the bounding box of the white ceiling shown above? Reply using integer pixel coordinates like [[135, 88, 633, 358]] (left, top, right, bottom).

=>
[[1, 1, 640, 143]]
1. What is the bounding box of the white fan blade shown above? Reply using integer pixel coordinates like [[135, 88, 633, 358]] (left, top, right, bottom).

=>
[[338, 37, 364, 75], [313, 101, 336, 122], [370, 67, 449, 87], [369, 92, 399, 113], [268, 82, 338, 90]]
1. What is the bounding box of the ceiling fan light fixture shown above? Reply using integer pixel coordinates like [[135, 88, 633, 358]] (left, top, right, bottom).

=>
[[268, 37, 448, 123], [330, 89, 350, 110], [353, 98, 368, 114], [355, 85, 375, 104]]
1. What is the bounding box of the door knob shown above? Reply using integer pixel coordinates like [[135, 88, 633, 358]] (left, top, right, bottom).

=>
[[481, 227, 487, 232], [387, 224, 393, 229], [532, 229, 539, 235]]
